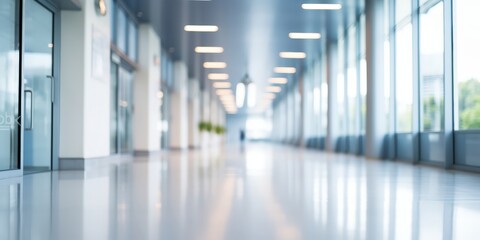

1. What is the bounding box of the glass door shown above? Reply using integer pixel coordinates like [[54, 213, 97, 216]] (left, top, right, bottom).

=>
[[23, 0, 54, 173], [0, 0, 21, 172], [111, 63, 134, 154], [118, 68, 134, 153]]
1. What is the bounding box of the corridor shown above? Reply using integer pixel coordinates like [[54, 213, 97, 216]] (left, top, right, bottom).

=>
[[1, 143, 479, 240]]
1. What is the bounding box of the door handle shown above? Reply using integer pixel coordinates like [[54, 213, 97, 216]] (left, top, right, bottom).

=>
[[25, 90, 33, 131], [47, 75, 54, 103]]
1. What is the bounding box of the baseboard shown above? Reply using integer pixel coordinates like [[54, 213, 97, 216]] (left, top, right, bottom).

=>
[[59, 155, 126, 170], [169, 147, 189, 151], [59, 158, 87, 170], [134, 150, 160, 157]]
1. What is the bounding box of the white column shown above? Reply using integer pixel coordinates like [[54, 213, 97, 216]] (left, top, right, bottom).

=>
[[188, 79, 200, 148], [326, 42, 339, 152], [59, 0, 111, 160], [169, 61, 189, 150], [133, 25, 161, 154], [365, 0, 386, 159]]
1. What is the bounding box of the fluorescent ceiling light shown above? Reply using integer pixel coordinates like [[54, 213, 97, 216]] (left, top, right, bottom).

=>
[[269, 77, 288, 84], [289, 32, 321, 39], [266, 86, 282, 93], [213, 82, 231, 88], [195, 46, 224, 53], [203, 62, 227, 69], [208, 73, 229, 80], [184, 25, 219, 32], [274, 67, 296, 74], [216, 89, 233, 95], [302, 3, 342, 10], [280, 52, 307, 59]]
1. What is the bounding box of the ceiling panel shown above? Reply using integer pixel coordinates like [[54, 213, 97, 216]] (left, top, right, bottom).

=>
[[122, 0, 364, 113]]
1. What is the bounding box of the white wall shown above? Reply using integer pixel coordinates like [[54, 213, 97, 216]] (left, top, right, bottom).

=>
[[133, 25, 161, 153], [59, 0, 110, 158]]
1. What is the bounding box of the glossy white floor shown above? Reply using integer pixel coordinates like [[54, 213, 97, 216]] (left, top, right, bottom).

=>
[[1, 143, 480, 240]]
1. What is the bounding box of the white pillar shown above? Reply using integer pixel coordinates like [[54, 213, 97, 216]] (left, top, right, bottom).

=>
[[169, 61, 189, 150], [326, 42, 339, 152], [59, 0, 111, 162], [365, 0, 386, 159], [133, 25, 161, 154], [188, 79, 200, 148]]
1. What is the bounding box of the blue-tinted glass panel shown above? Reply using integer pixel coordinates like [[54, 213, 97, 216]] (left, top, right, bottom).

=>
[[454, 0, 480, 130], [116, 7, 127, 53], [0, 0, 20, 171], [128, 21, 137, 61]]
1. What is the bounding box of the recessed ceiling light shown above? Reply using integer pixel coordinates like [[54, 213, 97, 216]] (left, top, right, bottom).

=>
[[213, 82, 231, 88], [203, 62, 227, 69], [301, 3, 342, 10], [184, 25, 219, 32], [195, 46, 224, 53], [266, 86, 282, 93], [208, 73, 229, 80], [269, 77, 288, 84], [289, 32, 321, 39], [280, 52, 307, 59], [274, 67, 296, 74]]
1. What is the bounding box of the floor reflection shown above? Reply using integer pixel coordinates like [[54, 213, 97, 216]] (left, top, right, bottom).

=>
[[1, 143, 480, 239]]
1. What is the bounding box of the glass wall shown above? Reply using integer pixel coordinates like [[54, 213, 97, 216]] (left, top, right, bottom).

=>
[[454, 0, 480, 130], [127, 20, 138, 61], [384, 0, 391, 133], [0, 0, 21, 171], [395, 22, 413, 132], [321, 54, 328, 136], [347, 26, 358, 136], [359, 15, 367, 135], [337, 36, 346, 137], [116, 7, 127, 53], [112, 0, 138, 62], [110, 62, 118, 154], [420, 1, 444, 132]]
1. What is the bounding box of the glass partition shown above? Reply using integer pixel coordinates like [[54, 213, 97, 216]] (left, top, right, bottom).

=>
[[420, 2, 444, 132], [0, 0, 21, 172], [454, 0, 480, 130], [395, 23, 413, 132]]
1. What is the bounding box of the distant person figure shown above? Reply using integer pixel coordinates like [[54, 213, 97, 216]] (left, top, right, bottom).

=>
[[240, 129, 246, 150]]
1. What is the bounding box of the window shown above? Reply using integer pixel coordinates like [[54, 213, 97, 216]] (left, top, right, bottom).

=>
[[384, 40, 391, 132], [360, 15, 367, 134], [337, 36, 346, 135], [396, 0, 411, 23], [395, 23, 413, 132], [347, 26, 358, 135], [116, 7, 127, 53], [321, 54, 329, 135], [420, 2, 444, 131], [454, 0, 480, 130], [128, 21, 138, 61], [384, 0, 391, 132], [110, 0, 116, 43]]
